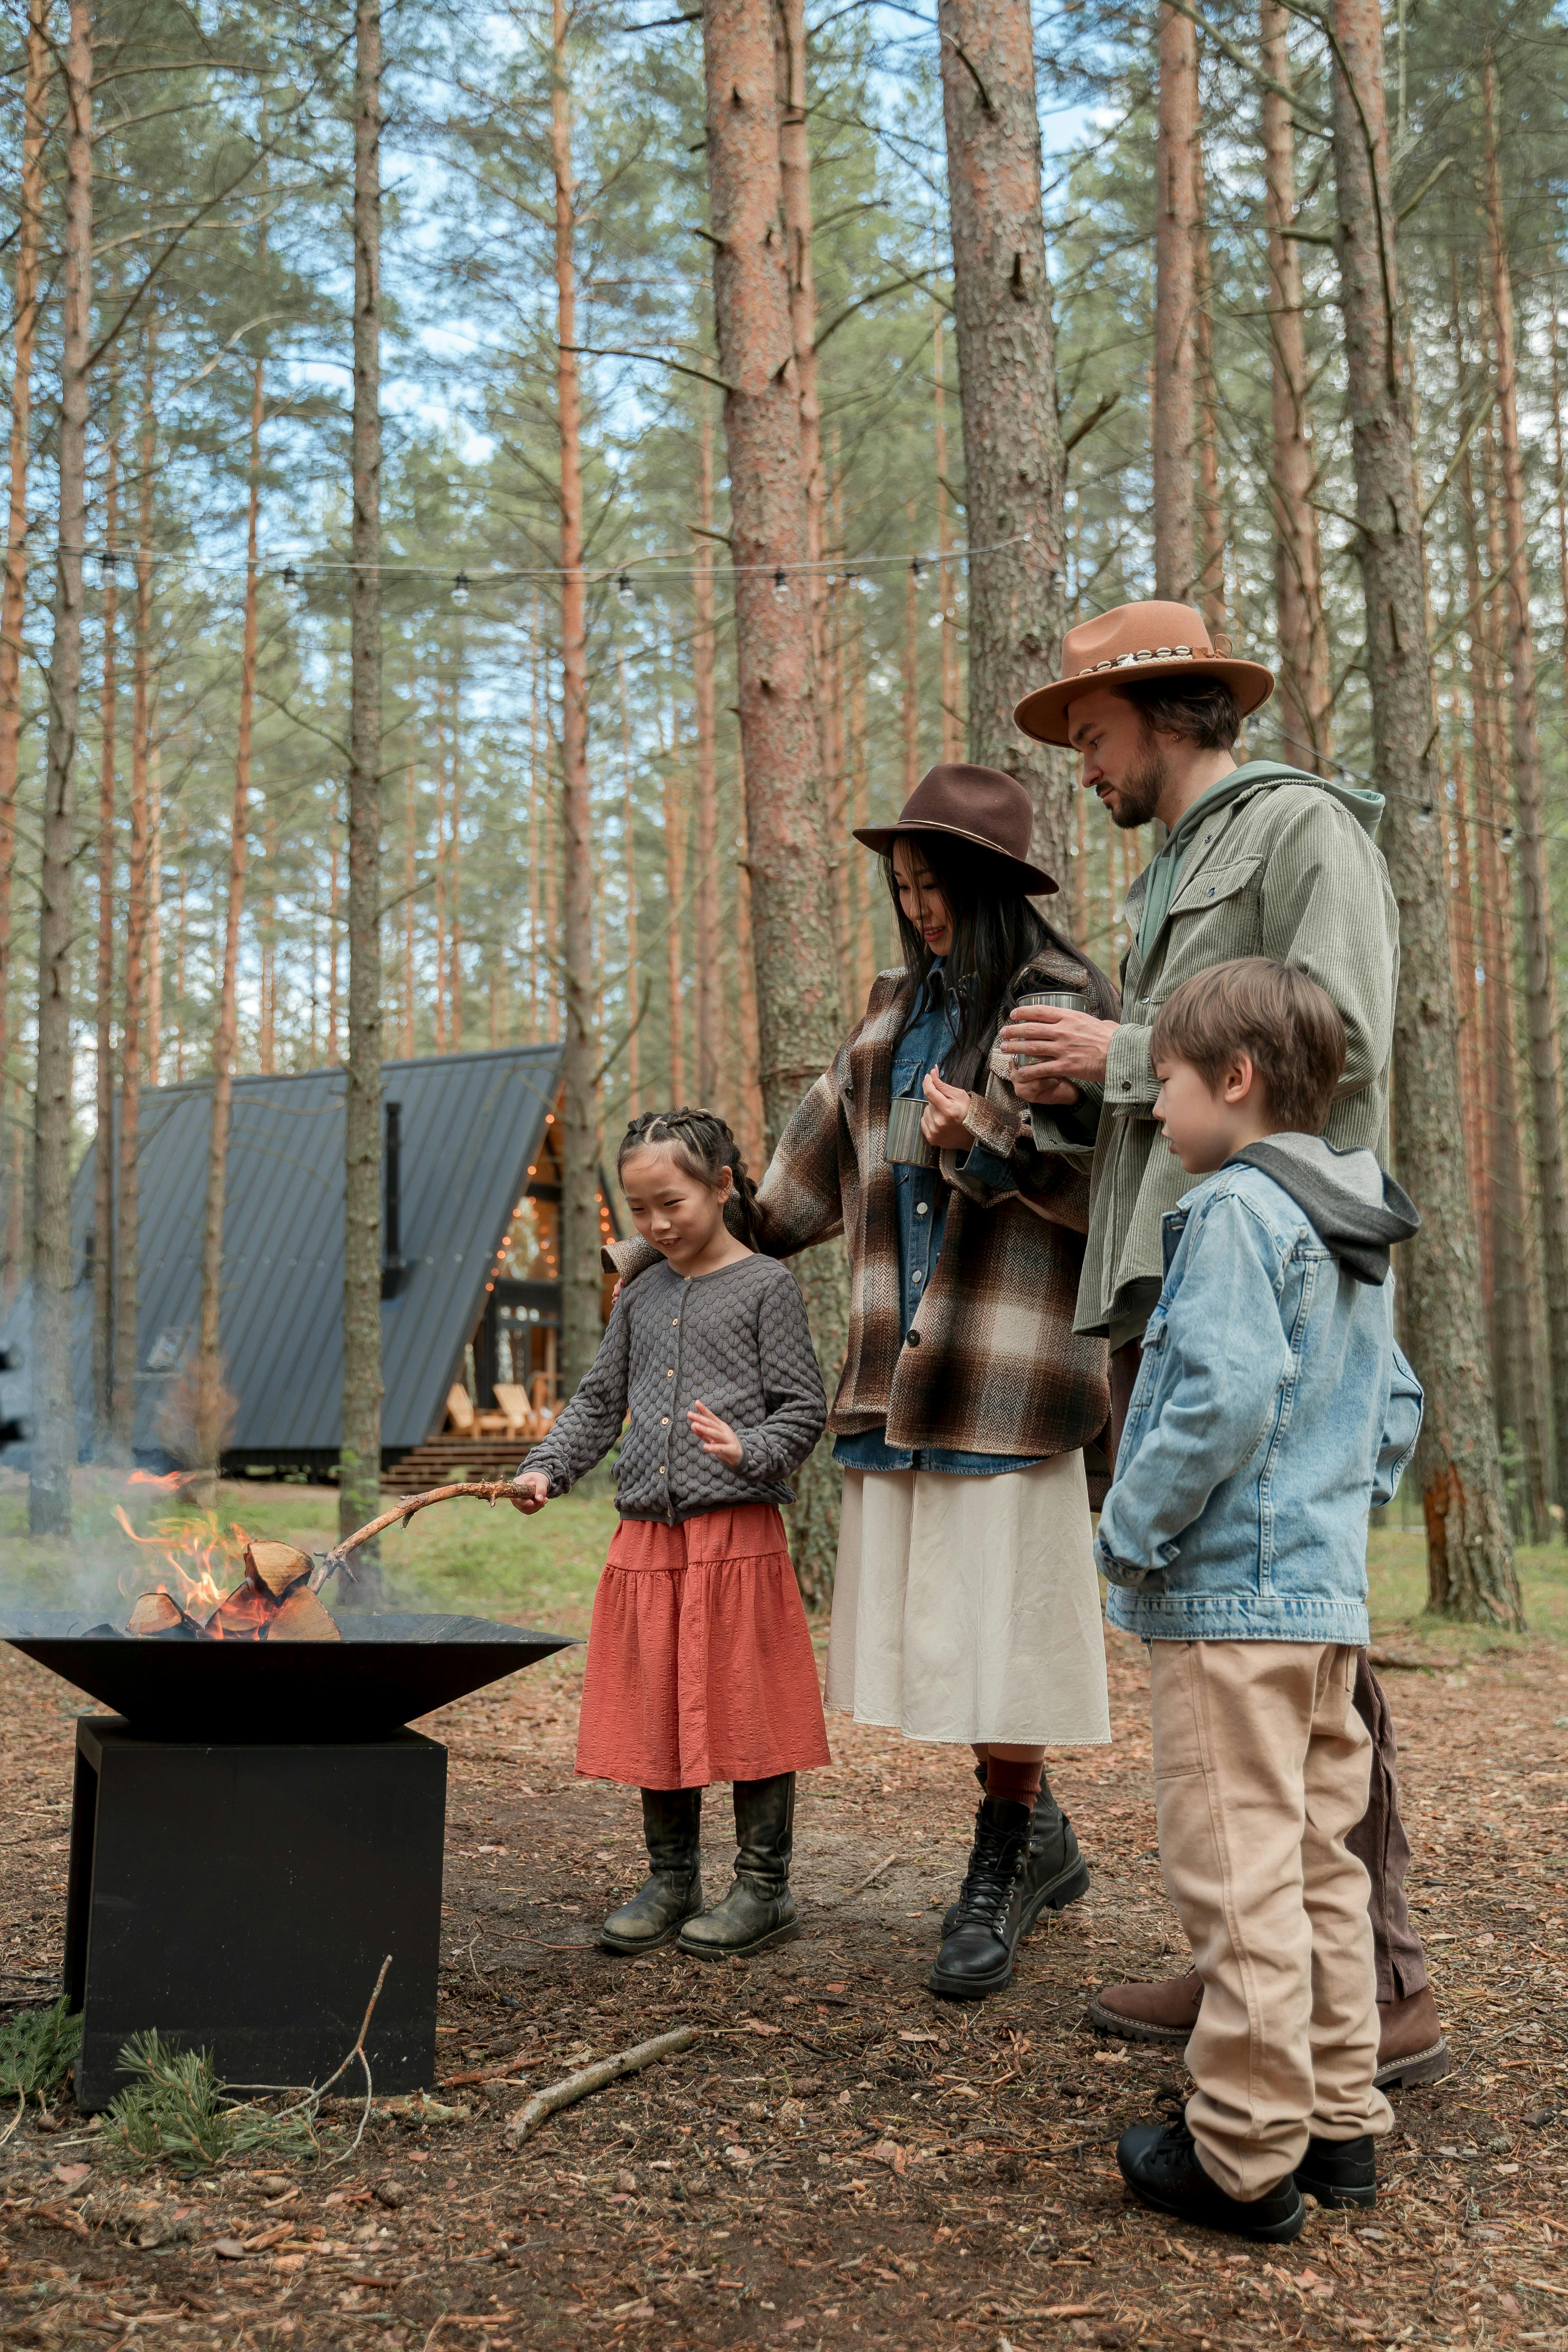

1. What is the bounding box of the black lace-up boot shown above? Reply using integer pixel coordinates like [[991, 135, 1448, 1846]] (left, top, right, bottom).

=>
[[677, 1774, 801, 1958], [942, 1767, 1090, 1938], [599, 1788, 704, 1954], [929, 1796, 1032, 1998]]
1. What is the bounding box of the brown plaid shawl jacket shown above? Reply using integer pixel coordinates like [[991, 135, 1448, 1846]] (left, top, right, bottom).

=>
[[608, 950, 1111, 1461]]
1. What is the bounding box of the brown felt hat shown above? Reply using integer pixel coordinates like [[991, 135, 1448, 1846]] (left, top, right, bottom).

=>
[[852, 762, 1057, 895], [1013, 599, 1275, 747]]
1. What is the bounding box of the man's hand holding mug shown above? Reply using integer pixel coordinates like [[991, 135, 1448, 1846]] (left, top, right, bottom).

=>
[[998, 1006, 1121, 1106]]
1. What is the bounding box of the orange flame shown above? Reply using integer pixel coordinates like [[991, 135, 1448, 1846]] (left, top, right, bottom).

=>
[[127, 1469, 190, 1488], [114, 1506, 253, 1625]]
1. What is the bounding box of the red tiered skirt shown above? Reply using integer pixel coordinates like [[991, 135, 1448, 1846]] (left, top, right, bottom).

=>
[[574, 1504, 832, 1790]]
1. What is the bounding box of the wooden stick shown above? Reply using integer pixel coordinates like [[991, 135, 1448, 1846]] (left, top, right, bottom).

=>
[[307, 1481, 515, 1592], [504, 2027, 697, 2146]]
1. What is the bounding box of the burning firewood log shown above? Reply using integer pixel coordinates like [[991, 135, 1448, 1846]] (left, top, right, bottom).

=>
[[244, 1541, 312, 1600], [265, 1587, 342, 1643], [124, 1591, 197, 1638]]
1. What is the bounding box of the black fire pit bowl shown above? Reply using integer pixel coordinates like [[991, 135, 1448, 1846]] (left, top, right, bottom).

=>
[[2, 1610, 579, 1741]]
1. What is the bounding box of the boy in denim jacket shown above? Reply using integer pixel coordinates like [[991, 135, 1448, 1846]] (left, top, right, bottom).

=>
[[1097, 958, 1423, 2243]]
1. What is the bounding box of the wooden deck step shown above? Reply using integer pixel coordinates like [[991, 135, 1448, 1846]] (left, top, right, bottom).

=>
[[384, 1435, 528, 1492]]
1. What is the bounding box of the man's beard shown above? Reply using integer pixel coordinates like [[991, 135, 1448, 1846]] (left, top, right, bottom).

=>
[[1108, 740, 1168, 830]]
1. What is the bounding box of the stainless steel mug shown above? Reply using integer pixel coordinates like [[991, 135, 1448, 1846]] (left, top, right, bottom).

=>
[[885, 1091, 941, 1168], [989, 989, 1084, 1079]]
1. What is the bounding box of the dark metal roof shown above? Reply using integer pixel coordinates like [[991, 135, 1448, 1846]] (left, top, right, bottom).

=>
[[48, 1047, 562, 1457]]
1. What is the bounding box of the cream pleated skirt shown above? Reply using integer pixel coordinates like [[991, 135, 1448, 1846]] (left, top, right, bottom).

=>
[[826, 1456, 1111, 1747]]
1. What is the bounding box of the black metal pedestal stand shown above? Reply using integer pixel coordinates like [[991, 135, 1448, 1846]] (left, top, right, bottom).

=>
[[64, 1718, 446, 2111]]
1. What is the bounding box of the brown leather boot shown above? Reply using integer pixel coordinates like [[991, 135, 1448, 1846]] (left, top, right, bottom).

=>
[[1088, 1967, 1201, 2046], [1373, 1985, 1451, 2089], [1089, 1970, 1454, 2088]]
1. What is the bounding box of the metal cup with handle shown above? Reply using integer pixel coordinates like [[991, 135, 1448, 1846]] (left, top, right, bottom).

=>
[[988, 989, 1084, 1080], [884, 1090, 941, 1168]]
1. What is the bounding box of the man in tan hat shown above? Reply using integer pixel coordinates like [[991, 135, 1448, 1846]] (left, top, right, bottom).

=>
[[1000, 599, 1449, 2095]]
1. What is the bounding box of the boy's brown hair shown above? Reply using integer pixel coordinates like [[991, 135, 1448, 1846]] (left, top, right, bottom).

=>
[[1151, 958, 1346, 1134]]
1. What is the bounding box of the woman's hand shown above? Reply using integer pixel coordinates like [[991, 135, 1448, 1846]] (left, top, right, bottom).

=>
[[920, 1068, 975, 1151], [998, 1008, 1119, 1102], [510, 1472, 551, 1514], [688, 1400, 744, 1467]]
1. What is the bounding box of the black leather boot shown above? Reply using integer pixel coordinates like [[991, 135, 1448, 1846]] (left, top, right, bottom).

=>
[[1117, 2116, 1305, 2242], [599, 1788, 704, 1954], [929, 1797, 1032, 1999], [677, 1774, 801, 1958], [1294, 2133, 1378, 2209], [942, 1767, 1090, 1937]]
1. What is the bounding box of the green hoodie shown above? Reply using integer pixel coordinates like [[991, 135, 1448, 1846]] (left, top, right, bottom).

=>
[[1135, 760, 1385, 963]]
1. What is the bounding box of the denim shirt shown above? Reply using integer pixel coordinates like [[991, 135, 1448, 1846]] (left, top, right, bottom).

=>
[[834, 966, 1043, 1480], [1095, 1160, 1423, 1644]]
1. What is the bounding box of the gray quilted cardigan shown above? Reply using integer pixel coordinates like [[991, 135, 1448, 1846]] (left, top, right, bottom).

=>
[[518, 1252, 826, 1525]]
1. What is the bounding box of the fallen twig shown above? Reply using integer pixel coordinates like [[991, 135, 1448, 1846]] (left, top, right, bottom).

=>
[[829, 1853, 900, 1905], [505, 2028, 697, 2146]]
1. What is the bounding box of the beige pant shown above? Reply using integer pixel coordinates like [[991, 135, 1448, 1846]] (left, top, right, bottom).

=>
[[1150, 1639, 1394, 2202]]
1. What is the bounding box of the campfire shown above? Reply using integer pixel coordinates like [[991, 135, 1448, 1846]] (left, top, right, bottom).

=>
[[118, 1519, 339, 1645], [116, 1478, 518, 1647]]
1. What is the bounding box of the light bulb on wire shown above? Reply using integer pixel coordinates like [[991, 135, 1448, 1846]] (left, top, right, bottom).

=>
[[616, 570, 634, 607], [772, 569, 789, 604], [452, 571, 470, 607]]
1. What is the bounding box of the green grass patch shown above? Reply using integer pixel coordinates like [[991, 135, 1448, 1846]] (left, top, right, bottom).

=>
[[1366, 1526, 1568, 1653]]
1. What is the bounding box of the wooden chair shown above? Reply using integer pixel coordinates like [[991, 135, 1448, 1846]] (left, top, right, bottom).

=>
[[444, 1381, 509, 1438], [492, 1382, 536, 1444], [529, 1373, 559, 1434]]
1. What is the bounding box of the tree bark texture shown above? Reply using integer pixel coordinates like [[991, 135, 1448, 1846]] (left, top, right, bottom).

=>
[[112, 330, 155, 1462], [0, 0, 48, 1296], [1192, 137, 1226, 637], [192, 358, 263, 1506], [340, 0, 385, 1542], [692, 411, 720, 1100], [550, 0, 600, 1397], [1261, 0, 1331, 768], [617, 652, 641, 1113], [1482, 55, 1568, 1526], [664, 746, 686, 1101], [773, 0, 824, 643], [937, 0, 1070, 881], [704, 0, 847, 1601], [1328, 0, 1520, 1625], [29, 0, 92, 1536], [92, 392, 120, 1451], [1153, 0, 1199, 603], [932, 319, 962, 765]]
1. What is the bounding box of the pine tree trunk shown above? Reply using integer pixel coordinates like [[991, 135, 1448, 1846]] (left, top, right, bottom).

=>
[[703, 0, 846, 1603], [932, 320, 962, 764], [1152, 0, 1199, 602], [774, 0, 824, 643], [145, 743, 162, 1080], [902, 503, 921, 799], [0, 0, 48, 1303], [191, 358, 262, 1510], [937, 0, 1070, 876], [1260, 0, 1330, 768], [1328, 0, 1519, 1624], [448, 676, 464, 1051], [692, 412, 720, 1099], [111, 326, 155, 1465], [731, 756, 765, 1170], [29, 0, 92, 1537], [550, 0, 599, 1395], [1192, 136, 1226, 637], [339, 0, 385, 1543], [664, 741, 686, 1101], [92, 393, 120, 1454], [617, 651, 641, 1114], [1482, 55, 1568, 1529], [403, 750, 416, 1055]]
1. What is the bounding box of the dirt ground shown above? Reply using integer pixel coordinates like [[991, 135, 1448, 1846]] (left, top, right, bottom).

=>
[[1, 1611, 1566, 2352]]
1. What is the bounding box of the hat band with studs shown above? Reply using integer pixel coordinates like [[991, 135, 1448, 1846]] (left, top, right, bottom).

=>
[[1077, 644, 1198, 675]]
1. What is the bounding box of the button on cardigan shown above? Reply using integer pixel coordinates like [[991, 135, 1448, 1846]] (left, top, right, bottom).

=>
[[518, 1251, 826, 1524]]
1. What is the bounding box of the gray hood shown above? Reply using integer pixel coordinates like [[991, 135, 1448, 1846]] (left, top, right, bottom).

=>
[[1231, 1134, 1419, 1286]]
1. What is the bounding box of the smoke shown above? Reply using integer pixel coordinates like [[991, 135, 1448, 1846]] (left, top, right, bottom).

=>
[[0, 1464, 222, 1630]]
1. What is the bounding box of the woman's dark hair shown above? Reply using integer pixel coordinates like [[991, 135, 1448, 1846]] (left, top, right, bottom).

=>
[[617, 1108, 763, 1247], [884, 833, 1118, 1085]]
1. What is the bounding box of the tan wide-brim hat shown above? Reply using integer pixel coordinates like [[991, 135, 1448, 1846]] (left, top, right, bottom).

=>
[[853, 761, 1057, 894], [1014, 600, 1275, 747]]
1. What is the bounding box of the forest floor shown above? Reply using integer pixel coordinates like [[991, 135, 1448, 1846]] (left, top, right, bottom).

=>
[[0, 1480, 1565, 2352]]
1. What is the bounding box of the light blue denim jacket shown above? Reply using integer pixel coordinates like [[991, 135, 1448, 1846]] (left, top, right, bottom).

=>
[[1096, 1144, 1423, 1645]]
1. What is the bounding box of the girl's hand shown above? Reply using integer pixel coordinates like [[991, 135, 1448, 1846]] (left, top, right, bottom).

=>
[[688, 1399, 744, 1467], [510, 1472, 551, 1514], [920, 1068, 974, 1151]]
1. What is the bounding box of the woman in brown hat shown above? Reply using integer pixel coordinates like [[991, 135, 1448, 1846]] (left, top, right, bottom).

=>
[[766, 762, 1116, 1999]]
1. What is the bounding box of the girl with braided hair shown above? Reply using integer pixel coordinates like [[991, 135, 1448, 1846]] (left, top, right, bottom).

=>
[[513, 1107, 830, 1959]]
